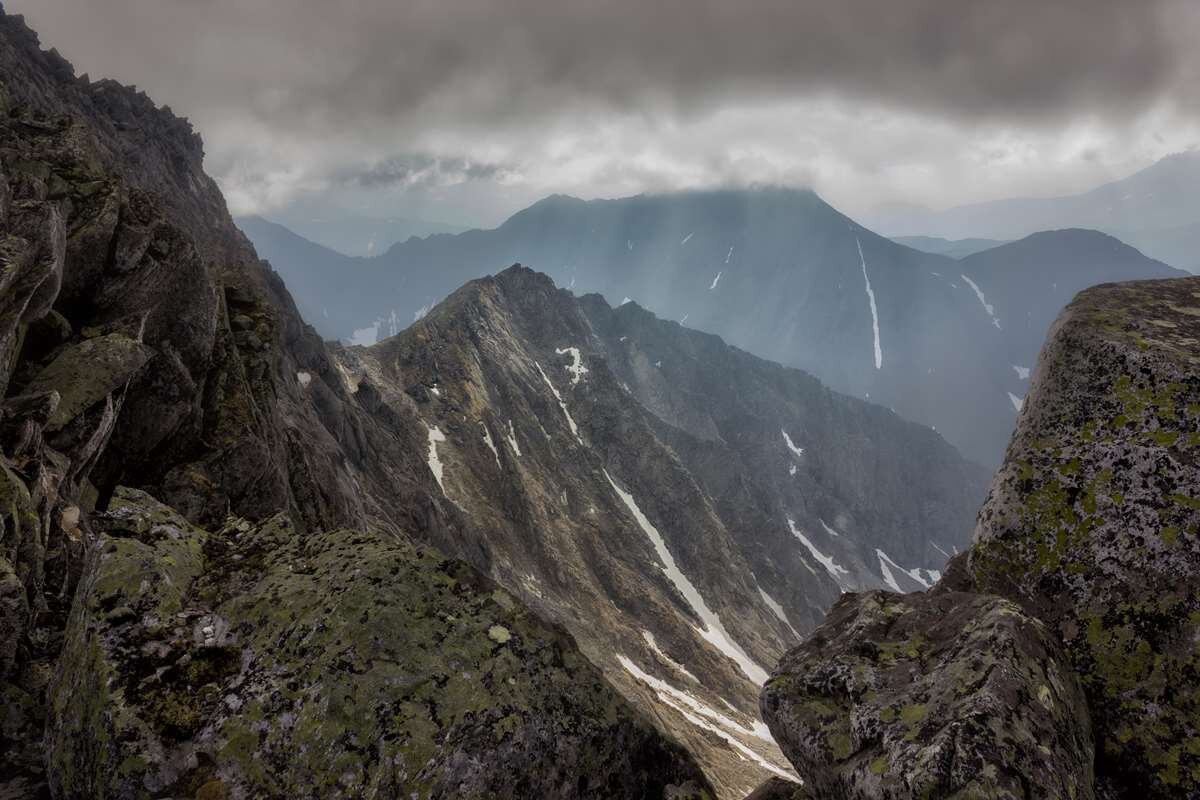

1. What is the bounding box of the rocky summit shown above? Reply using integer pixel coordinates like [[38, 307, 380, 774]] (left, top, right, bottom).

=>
[[761, 275, 1200, 797]]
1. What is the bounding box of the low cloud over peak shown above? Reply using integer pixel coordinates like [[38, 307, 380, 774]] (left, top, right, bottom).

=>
[[13, 0, 1199, 222]]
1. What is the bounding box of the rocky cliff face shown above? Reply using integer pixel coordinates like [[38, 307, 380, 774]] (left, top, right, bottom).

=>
[[328, 265, 987, 794], [761, 275, 1200, 797], [0, 9, 712, 799]]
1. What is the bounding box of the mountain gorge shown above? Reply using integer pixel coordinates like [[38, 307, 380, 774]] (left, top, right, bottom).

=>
[[245, 190, 1181, 467], [0, 8, 988, 798]]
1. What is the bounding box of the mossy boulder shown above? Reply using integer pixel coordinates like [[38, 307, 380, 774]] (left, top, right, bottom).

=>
[[761, 590, 1094, 800], [47, 487, 713, 800], [971, 277, 1200, 794]]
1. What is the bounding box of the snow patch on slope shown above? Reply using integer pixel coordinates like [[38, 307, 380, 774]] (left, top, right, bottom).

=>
[[555, 346, 589, 385], [642, 631, 698, 683], [856, 237, 883, 369], [606, 471, 769, 685], [781, 429, 805, 459], [427, 426, 448, 493], [961, 274, 1001, 329], [788, 518, 849, 583], [535, 361, 583, 444], [757, 584, 799, 639], [618, 656, 794, 781], [481, 423, 502, 469], [505, 420, 522, 456], [876, 549, 934, 592]]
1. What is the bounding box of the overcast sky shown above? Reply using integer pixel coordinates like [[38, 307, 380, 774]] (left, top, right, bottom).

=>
[[10, 0, 1200, 228]]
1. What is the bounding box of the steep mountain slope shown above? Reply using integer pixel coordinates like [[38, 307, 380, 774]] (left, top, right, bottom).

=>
[[331, 265, 989, 794], [248, 190, 1026, 465], [246, 191, 1186, 467], [959, 229, 1183, 386], [762, 275, 1200, 797], [868, 151, 1200, 272], [0, 10, 713, 800]]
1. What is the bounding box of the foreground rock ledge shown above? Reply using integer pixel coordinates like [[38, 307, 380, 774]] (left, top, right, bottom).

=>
[[760, 590, 1094, 799], [46, 488, 715, 800]]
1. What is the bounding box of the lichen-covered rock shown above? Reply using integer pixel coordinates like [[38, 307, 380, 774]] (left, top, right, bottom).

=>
[[46, 487, 714, 800], [970, 277, 1200, 794], [761, 590, 1094, 800], [26, 333, 153, 431]]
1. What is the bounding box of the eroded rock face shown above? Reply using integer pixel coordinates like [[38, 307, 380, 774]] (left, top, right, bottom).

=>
[[761, 590, 1094, 800], [970, 277, 1200, 795], [46, 488, 713, 800]]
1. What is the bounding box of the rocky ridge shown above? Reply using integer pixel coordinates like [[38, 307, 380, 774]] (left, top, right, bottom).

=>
[[330, 266, 987, 794]]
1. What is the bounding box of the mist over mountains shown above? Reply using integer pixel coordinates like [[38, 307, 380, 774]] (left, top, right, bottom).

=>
[[241, 188, 1182, 467], [9, 2, 1200, 798], [869, 151, 1200, 273]]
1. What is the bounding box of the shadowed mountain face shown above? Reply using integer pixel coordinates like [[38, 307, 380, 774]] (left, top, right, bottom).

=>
[[244, 191, 1181, 467], [869, 151, 1200, 273], [959, 229, 1183, 380], [332, 265, 988, 794]]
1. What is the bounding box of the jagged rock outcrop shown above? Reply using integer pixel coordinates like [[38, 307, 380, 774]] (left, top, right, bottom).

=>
[[331, 265, 987, 795], [762, 276, 1200, 798], [0, 8, 713, 799]]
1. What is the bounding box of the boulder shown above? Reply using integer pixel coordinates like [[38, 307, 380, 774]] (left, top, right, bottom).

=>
[[761, 590, 1094, 800], [970, 277, 1200, 794]]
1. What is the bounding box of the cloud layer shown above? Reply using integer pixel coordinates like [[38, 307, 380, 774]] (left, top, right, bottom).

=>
[[11, 0, 1200, 222]]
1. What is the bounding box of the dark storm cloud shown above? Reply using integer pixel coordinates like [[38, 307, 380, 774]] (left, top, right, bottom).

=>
[[11, 0, 1198, 220], [12, 0, 1198, 134], [337, 156, 508, 189]]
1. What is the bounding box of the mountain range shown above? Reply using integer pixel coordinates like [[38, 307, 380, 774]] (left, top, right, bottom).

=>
[[0, 9, 987, 797], [242, 191, 1182, 467], [868, 151, 1200, 273], [238, 208, 466, 257]]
